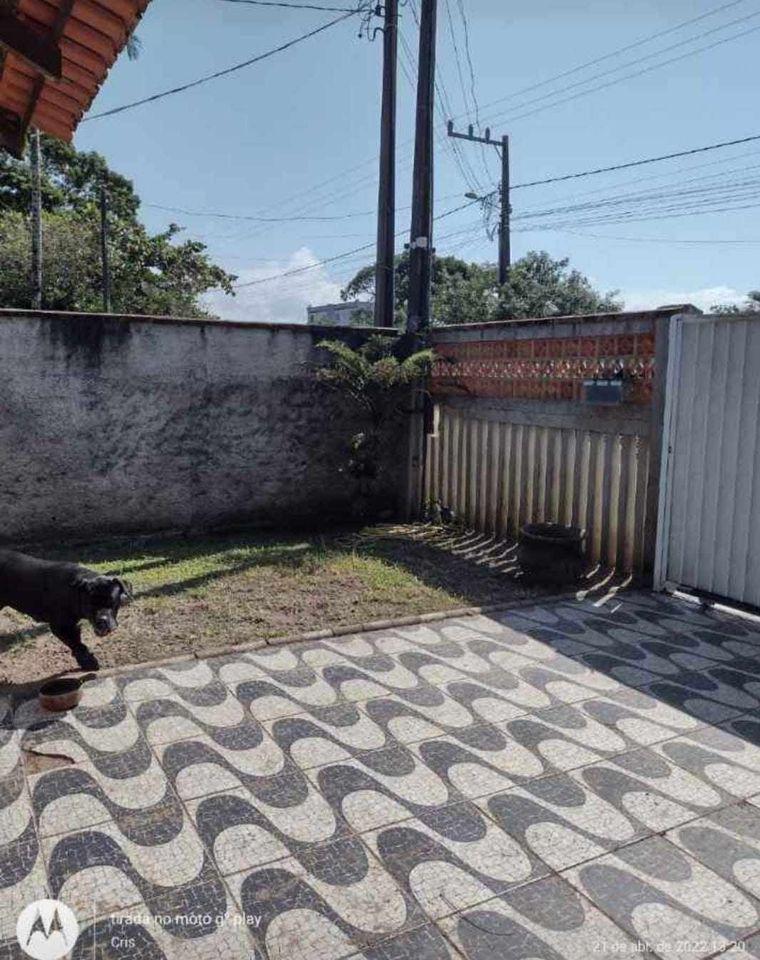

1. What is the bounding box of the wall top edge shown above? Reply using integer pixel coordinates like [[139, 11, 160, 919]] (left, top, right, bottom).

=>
[[0, 309, 399, 337]]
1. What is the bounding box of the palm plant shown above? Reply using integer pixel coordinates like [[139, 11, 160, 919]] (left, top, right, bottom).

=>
[[316, 335, 433, 516]]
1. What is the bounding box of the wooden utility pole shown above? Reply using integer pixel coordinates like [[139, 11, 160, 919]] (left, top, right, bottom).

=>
[[447, 122, 511, 283], [374, 0, 398, 329], [406, 0, 437, 334], [499, 134, 511, 284], [99, 183, 112, 312], [30, 127, 43, 309]]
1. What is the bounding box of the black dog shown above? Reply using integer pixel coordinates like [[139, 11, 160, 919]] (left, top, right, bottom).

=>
[[0, 549, 133, 670]]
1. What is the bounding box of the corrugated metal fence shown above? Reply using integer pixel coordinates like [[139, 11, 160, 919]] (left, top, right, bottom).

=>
[[424, 406, 651, 573], [656, 314, 760, 605]]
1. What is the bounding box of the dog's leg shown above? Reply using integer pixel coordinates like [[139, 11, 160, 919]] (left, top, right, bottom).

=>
[[50, 623, 100, 671]]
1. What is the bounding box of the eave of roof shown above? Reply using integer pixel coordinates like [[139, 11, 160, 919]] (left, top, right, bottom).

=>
[[0, 0, 150, 156]]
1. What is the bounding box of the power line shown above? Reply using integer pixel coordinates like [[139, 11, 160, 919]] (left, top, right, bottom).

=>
[[84, 10, 361, 121], [509, 133, 760, 192], [451, 0, 748, 123], [232, 198, 484, 288], [555, 229, 760, 244], [487, 16, 760, 128], [218, 0, 364, 10], [144, 202, 375, 222], [207, 0, 752, 230]]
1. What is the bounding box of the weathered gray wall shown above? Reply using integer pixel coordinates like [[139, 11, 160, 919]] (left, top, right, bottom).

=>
[[0, 310, 402, 544]]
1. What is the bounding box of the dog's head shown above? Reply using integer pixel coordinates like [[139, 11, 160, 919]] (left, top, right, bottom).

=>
[[78, 576, 133, 638]]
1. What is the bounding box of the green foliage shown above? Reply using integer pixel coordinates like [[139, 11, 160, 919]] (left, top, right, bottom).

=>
[[0, 135, 235, 316], [341, 250, 621, 326], [713, 290, 760, 314], [316, 336, 432, 508], [316, 335, 433, 427]]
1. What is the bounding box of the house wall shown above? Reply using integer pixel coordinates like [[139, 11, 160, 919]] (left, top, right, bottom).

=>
[[0, 310, 401, 545]]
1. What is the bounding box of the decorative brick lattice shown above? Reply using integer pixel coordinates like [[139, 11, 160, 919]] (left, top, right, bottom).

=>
[[430, 332, 656, 403]]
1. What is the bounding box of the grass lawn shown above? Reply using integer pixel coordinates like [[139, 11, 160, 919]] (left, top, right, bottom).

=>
[[0, 524, 547, 684]]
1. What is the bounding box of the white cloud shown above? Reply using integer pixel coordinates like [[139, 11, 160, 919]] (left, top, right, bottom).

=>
[[203, 247, 343, 324], [621, 285, 747, 313]]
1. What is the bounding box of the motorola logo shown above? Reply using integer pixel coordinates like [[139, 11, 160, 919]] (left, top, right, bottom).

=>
[[16, 900, 80, 960]]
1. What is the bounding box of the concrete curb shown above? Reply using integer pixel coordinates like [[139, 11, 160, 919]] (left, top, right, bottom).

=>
[[194, 591, 571, 662], [5, 590, 570, 693]]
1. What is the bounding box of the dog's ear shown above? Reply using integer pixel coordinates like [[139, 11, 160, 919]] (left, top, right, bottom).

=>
[[115, 578, 134, 603]]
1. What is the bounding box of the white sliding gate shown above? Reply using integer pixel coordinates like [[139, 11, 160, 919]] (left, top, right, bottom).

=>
[[655, 314, 760, 607]]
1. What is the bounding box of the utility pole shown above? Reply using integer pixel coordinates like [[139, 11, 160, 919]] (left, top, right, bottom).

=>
[[374, 0, 398, 329], [447, 122, 511, 283], [406, 0, 437, 334], [30, 127, 43, 309], [99, 183, 112, 313], [499, 134, 510, 284]]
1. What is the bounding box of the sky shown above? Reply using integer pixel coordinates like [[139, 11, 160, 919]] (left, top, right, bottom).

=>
[[71, 0, 760, 321]]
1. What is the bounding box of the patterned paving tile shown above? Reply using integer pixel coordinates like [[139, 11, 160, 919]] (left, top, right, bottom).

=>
[[350, 923, 461, 959], [655, 725, 760, 800], [563, 835, 760, 960], [438, 874, 650, 960], [436, 677, 554, 725], [227, 835, 426, 959], [407, 723, 549, 800], [187, 779, 343, 874], [13, 697, 143, 764], [130, 689, 251, 747], [29, 739, 173, 838], [577, 688, 706, 748], [4, 593, 760, 960], [499, 703, 632, 773], [364, 801, 547, 920], [118, 662, 220, 701], [637, 678, 749, 725], [0, 766, 32, 848], [263, 702, 394, 769], [572, 748, 728, 831], [0, 835, 48, 942], [666, 802, 760, 903], [309, 742, 458, 833], [41, 802, 218, 920], [481, 740, 758, 876], [479, 774, 644, 871]]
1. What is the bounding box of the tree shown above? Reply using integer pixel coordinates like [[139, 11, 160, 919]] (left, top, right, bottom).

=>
[[713, 291, 760, 314], [316, 336, 433, 517], [0, 136, 236, 316], [341, 250, 621, 326], [497, 251, 621, 319]]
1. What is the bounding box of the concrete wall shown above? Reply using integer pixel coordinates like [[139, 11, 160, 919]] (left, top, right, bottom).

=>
[[0, 310, 401, 544]]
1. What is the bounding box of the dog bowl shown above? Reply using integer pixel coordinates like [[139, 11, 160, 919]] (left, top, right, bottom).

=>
[[39, 678, 82, 712]]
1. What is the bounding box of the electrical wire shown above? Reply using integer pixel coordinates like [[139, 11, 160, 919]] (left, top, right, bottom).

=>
[[553, 229, 760, 244], [232, 198, 484, 288], [484, 15, 760, 127], [507, 133, 760, 192], [201, 0, 755, 231], [451, 0, 748, 123], [218, 0, 365, 10], [84, 10, 361, 121], [144, 203, 375, 222]]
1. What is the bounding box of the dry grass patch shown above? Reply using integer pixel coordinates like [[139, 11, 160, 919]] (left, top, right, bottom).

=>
[[0, 524, 548, 683]]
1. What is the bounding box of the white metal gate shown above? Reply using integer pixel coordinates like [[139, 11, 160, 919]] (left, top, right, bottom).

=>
[[655, 314, 760, 607]]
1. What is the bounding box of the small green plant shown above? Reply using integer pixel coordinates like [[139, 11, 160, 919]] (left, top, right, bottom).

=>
[[316, 335, 434, 517]]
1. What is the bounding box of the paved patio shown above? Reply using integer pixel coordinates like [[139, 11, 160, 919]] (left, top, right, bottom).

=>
[[4, 591, 760, 959]]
